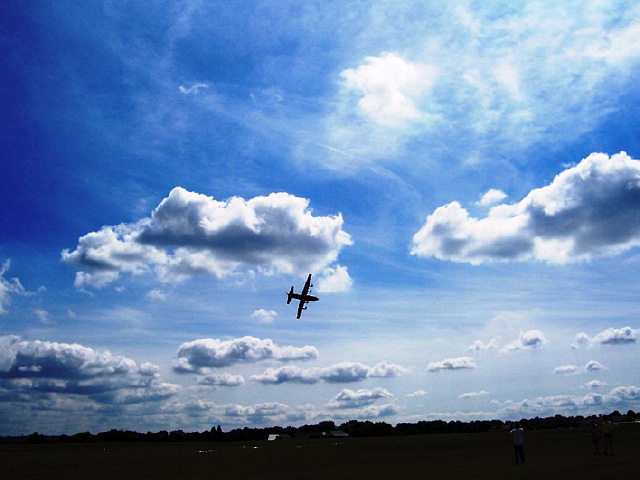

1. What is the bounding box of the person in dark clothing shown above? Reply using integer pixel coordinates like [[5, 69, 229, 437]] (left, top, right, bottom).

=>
[[510, 425, 525, 464]]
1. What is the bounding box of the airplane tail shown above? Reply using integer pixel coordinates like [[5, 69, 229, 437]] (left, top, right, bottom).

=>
[[287, 286, 294, 304]]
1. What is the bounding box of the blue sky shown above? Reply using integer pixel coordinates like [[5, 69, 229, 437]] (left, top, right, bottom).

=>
[[1, 0, 640, 435]]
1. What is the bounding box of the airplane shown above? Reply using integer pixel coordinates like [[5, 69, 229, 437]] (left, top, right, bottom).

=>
[[287, 274, 319, 319]]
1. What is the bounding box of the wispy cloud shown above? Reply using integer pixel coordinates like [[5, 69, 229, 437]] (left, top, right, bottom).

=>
[[407, 389, 428, 398], [327, 2, 640, 167], [178, 82, 208, 95], [459, 390, 489, 400]]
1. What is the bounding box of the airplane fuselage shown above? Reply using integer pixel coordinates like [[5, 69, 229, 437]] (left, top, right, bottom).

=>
[[288, 292, 319, 303]]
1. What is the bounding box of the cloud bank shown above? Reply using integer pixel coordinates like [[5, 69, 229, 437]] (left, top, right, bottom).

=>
[[63, 187, 352, 288], [412, 153, 640, 264], [0, 335, 178, 404]]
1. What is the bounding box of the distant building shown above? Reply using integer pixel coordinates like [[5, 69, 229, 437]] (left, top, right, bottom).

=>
[[327, 431, 349, 438], [267, 434, 291, 441]]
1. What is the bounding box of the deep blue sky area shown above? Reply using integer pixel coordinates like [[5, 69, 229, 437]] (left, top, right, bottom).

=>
[[1, 0, 640, 435]]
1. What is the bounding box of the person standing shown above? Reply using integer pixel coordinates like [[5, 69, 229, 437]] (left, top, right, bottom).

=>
[[511, 424, 525, 464], [588, 420, 601, 455], [601, 418, 614, 455]]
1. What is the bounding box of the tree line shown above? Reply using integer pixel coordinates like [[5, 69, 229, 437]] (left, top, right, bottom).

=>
[[3, 409, 638, 444]]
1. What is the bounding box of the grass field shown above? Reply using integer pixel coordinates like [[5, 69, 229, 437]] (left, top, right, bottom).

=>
[[1, 424, 638, 479]]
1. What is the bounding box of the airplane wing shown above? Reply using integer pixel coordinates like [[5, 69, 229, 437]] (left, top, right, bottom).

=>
[[300, 274, 312, 296], [296, 300, 305, 319]]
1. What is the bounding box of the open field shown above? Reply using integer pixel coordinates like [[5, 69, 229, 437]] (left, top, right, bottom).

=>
[[1, 424, 639, 479]]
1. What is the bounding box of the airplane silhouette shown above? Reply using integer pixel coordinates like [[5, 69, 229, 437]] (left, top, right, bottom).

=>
[[287, 274, 319, 319]]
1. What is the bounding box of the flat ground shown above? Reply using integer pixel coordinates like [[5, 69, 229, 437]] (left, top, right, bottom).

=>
[[1, 424, 638, 479]]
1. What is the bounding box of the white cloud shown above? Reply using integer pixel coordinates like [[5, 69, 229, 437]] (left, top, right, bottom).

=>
[[591, 326, 637, 345], [0, 260, 27, 314], [63, 187, 352, 288], [459, 390, 489, 400], [554, 361, 605, 375], [407, 389, 428, 398], [316, 265, 353, 293], [250, 361, 408, 385], [554, 365, 581, 376], [495, 385, 640, 418], [340, 52, 438, 127], [0, 335, 178, 404], [427, 356, 476, 372], [326, 3, 640, 168], [468, 337, 500, 351], [412, 152, 640, 264], [571, 332, 590, 349], [178, 82, 208, 95], [476, 189, 508, 207], [584, 360, 606, 372], [572, 327, 638, 348], [328, 388, 394, 409], [251, 309, 278, 324], [198, 373, 245, 387], [173, 336, 318, 373], [500, 330, 547, 354], [582, 380, 607, 390], [146, 289, 167, 301], [34, 309, 52, 324]]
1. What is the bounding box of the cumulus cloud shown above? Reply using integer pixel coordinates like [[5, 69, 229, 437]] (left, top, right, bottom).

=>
[[340, 52, 438, 127], [251, 309, 278, 324], [62, 187, 352, 288], [427, 356, 476, 372], [0, 260, 27, 314], [316, 265, 353, 293], [198, 373, 245, 387], [591, 327, 637, 345], [412, 153, 640, 264], [572, 327, 638, 348], [250, 361, 408, 385], [0, 335, 178, 404], [328, 388, 393, 409], [173, 336, 318, 373], [500, 330, 547, 354]]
